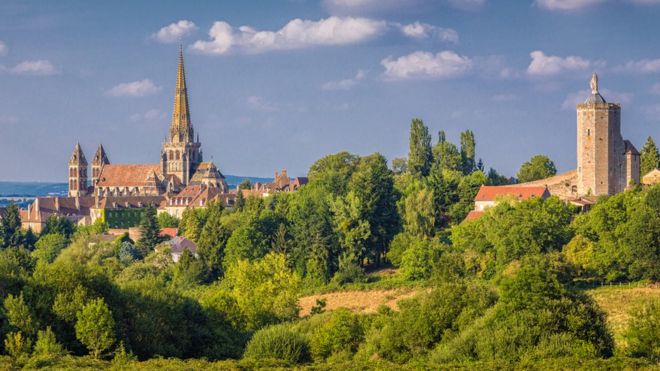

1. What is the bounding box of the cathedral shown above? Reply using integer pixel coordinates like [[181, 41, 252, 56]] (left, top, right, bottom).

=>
[[68, 48, 228, 198]]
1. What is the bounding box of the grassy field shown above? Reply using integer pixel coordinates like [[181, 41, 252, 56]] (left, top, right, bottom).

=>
[[586, 282, 660, 351]]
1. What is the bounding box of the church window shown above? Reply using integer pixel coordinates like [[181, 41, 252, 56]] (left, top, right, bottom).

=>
[[176, 151, 180, 160], [169, 151, 174, 160]]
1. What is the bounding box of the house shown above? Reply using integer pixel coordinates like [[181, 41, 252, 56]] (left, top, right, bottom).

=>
[[167, 236, 198, 263], [465, 185, 550, 221]]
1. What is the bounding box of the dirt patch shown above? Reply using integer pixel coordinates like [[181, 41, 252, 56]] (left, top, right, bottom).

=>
[[298, 288, 421, 317]]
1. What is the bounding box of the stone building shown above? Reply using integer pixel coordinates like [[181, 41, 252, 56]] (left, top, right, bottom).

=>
[[576, 73, 640, 196], [67, 47, 228, 198]]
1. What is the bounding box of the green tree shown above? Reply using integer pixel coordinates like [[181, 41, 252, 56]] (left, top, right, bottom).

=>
[[408, 118, 433, 178], [196, 201, 231, 279], [348, 153, 400, 265], [3, 292, 38, 336], [32, 327, 66, 358], [32, 233, 67, 264], [179, 208, 207, 243], [1, 204, 23, 249], [137, 206, 161, 255], [332, 192, 371, 265], [307, 151, 360, 196], [42, 214, 75, 240], [157, 212, 179, 229], [517, 154, 557, 183], [433, 131, 463, 173], [391, 157, 408, 175], [3, 331, 32, 362], [640, 136, 660, 177], [238, 179, 253, 190], [403, 187, 435, 239], [460, 130, 476, 175], [234, 190, 245, 211], [310, 308, 364, 360], [75, 298, 116, 358]]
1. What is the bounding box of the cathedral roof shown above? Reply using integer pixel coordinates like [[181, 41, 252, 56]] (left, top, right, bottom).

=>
[[96, 164, 163, 187], [93, 144, 109, 165]]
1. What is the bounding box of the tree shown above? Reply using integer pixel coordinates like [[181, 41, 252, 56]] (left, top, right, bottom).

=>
[[332, 192, 371, 265], [197, 201, 231, 279], [640, 136, 660, 177], [391, 157, 408, 175], [238, 179, 253, 190], [403, 188, 435, 239], [42, 214, 75, 240], [3, 292, 38, 336], [157, 212, 179, 229], [348, 153, 400, 265], [75, 298, 116, 358], [33, 327, 66, 358], [624, 299, 659, 362], [1, 204, 23, 249], [307, 151, 360, 196], [32, 233, 67, 264], [517, 154, 557, 183], [433, 132, 462, 173], [460, 130, 476, 175], [137, 206, 161, 255], [408, 118, 433, 178], [234, 190, 245, 211], [179, 208, 207, 243]]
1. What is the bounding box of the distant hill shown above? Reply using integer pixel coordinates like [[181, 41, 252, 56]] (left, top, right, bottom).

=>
[[0, 175, 274, 197]]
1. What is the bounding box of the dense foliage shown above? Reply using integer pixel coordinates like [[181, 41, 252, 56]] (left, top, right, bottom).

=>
[[0, 120, 657, 369]]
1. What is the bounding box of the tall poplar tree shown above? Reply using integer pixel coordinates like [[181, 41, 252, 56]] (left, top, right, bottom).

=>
[[408, 119, 433, 178], [640, 136, 660, 177], [460, 130, 476, 175]]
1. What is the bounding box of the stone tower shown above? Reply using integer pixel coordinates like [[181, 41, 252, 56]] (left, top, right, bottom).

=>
[[576, 73, 629, 196], [91, 144, 109, 187], [68, 143, 88, 197], [161, 46, 202, 187]]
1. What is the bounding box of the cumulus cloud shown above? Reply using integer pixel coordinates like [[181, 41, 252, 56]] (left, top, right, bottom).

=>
[[322, 70, 367, 90], [527, 50, 595, 76], [152, 20, 198, 43], [5, 60, 59, 76], [398, 22, 459, 44], [381, 51, 473, 80], [191, 17, 386, 55], [561, 89, 632, 109], [617, 58, 660, 73], [129, 109, 166, 122], [107, 79, 161, 97], [0, 41, 7, 56], [535, 0, 606, 10]]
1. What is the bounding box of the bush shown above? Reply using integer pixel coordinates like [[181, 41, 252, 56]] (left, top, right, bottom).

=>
[[625, 299, 659, 362], [310, 308, 365, 360], [243, 325, 311, 364], [400, 239, 442, 280], [331, 255, 367, 285]]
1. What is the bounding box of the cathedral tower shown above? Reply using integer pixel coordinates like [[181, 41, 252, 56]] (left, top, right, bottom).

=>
[[91, 144, 109, 187], [576, 73, 626, 196], [161, 47, 202, 186], [68, 143, 88, 197]]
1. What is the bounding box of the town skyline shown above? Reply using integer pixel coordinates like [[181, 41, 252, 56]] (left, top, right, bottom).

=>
[[2, 0, 660, 181]]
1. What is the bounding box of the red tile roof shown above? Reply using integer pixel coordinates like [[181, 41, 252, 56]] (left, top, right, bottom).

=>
[[160, 227, 178, 238], [474, 185, 549, 202], [96, 164, 162, 187], [465, 210, 484, 221]]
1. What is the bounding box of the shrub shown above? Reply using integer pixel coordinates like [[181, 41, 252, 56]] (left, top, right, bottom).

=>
[[400, 239, 442, 280], [310, 308, 365, 360], [625, 299, 659, 362], [243, 325, 311, 364], [32, 327, 66, 358]]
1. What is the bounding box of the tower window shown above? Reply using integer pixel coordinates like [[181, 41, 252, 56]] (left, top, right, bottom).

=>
[[587, 129, 591, 136], [176, 151, 180, 160]]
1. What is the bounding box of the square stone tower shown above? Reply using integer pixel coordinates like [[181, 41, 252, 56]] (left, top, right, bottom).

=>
[[577, 73, 627, 196]]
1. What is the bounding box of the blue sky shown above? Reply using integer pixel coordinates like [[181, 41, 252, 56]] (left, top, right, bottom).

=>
[[1, 0, 660, 181]]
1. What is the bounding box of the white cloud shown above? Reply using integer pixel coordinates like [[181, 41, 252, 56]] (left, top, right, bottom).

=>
[[8, 60, 58, 75], [617, 58, 660, 73], [246, 96, 280, 112], [527, 50, 594, 76], [152, 20, 198, 43], [381, 51, 473, 80], [322, 70, 367, 90], [107, 79, 161, 97], [561, 89, 632, 110], [191, 17, 386, 55], [129, 109, 166, 122], [399, 22, 459, 44], [0, 41, 7, 56], [535, 0, 606, 11]]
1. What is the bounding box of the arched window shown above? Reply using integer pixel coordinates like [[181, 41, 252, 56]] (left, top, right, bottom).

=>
[[175, 151, 180, 160], [169, 151, 174, 160]]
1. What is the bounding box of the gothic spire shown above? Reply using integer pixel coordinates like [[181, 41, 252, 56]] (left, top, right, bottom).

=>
[[169, 46, 194, 143], [69, 143, 87, 165], [93, 144, 109, 165]]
